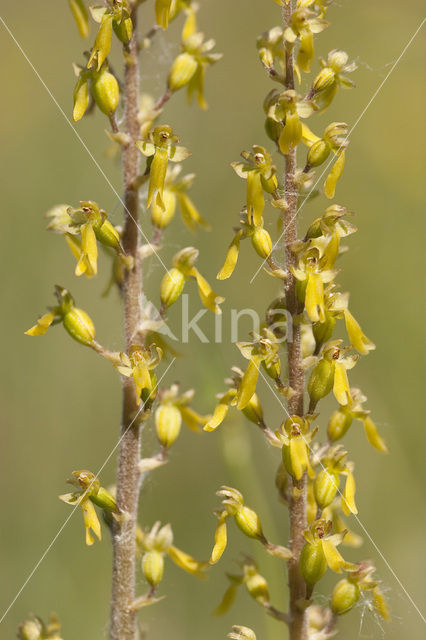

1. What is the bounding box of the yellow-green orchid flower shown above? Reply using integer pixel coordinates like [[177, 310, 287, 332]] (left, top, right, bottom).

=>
[[308, 340, 358, 411], [309, 49, 357, 112], [59, 470, 119, 546], [283, 6, 329, 73], [136, 125, 191, 210], [155, 384, 210, 447], [314, 445, 358, 515], [114, 344, 162, 406], [168, 31, 222, 109], [18, 612, 64, 640], [231, 146, 278, 227], [160, 247, 224, 313], [331, 561, 390, 620], [277, 416, 317, 481], [267, 89, 314, 155], [151, 164, 210, 231], [137, 521, 207, 588]]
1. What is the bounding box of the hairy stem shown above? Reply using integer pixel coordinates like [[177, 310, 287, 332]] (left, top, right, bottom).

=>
[[110, 8, 143, 640], [282, 2, 308, 639]]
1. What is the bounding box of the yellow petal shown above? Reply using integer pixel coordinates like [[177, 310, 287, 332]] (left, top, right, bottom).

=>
[[324, 150, 345, 199], [87, 13, 113, 71], [178, 193, 210, 231], [155, 0, 172, 29], [191, 267, 224, 314], [179, 406, 206, 432], [81, 498, 101, 546], [333, 362, 351, 405], [290, 435, 308, 481], [321, 538, 345, 573], [147, 148, 169, 209], [25, 311, 56, 337], [301, 122, 321, 147], [65, 233, 82, 260], [72, 75, 89, 121], [246, 171, 264, 226], [217, 230, 243, 280], [167, 545, 207, 578], [305, 272, 325, 323], [362, 415, 388, 453], [344, 309, 375, 355], [213, 582, 240, 616], [342, 469, 358, 515], [80, 223, 98, 276], [278, 111, 302, 155], [132, 361, 152, 404], [204, 402, 230, 432], [235, 358, 261, 410], [297, 29, 314, 73], [210, 513, 228, 564]]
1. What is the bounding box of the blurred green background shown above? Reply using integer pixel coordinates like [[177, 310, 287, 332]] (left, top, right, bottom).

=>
[[1, 1, 425, 638]]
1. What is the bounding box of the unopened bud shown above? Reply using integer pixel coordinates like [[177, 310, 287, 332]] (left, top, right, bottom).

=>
[[307, 139, 330, 168], [142, 550, 165, 586], [308, 358, 335, 408], [331, 578, 360, 615], [160, 268, 186, 308], [155, 404, 182, 447], [168, 52, 198, 91], [235, 506, 264, 541], [63, 307, 96, 346], [91, 70, 119, 115], [313, 67, 335, 92], [251, 227, 272, 259], [327, 407, 353, 441], [314, 469, 339, 510], [300, 541, 327, 586]]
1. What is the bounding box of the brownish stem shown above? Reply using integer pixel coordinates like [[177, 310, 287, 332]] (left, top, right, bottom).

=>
[[109, 9, 143, 640], [282, 2, 308, 640]]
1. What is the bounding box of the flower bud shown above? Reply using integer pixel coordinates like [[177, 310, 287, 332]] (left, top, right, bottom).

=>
[[235, 506, 264, 540], [241, 393, 263, 424], [152, 190, 176, 228], [312, 312, 336, 352], [95, 219, 121, 251], [262, 358, 281, 380], [327, 407, 353, 441], [251, 227, 272, 259], [313, 67, 335, 93], [307, 139, 330, 168], [142, 550, 165, 586], [155, 404, 182, 447], [307, 359, 335, 408], [314, 469, 339, 510], [91, 70, 119, 115], [300, 541, 327, 586], [113, 16, 133, 44], [17, 617, 43, 640], [63, 307, 96, 346], [160, 267, 186, 308], [168, 52, 198, 91], [331, 578, 360, 615]]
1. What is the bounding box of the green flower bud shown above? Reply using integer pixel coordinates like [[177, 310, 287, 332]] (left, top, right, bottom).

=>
[[327, 407, 353, 441], [262, 357, 281, 380], [142, 550, 165, 586], [168, 52, 198, 92], [331, 578, 360, 615], [235, 506, 264, 540], [241, 393, 263, 425], [155, 404, 182, 447], [63, 307, 96, 346], [300, 541, 327, 586], [313, 67, 335, 93], [251, 227, 272, 259], [91, 70, 119, 116], [90, 486, 119, 513], [308, 358, 335, 408], [113, 16, 133, 44], [307, 139, 331, 168], [95, 219, 121, 251], [312, 311, 336, 352], [314, 469, 339, 510], [160, 267, 186, 308]]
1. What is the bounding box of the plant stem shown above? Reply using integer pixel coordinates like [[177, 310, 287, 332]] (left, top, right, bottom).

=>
[[110, 8, 143, 640], [282, 2, 308, 639]]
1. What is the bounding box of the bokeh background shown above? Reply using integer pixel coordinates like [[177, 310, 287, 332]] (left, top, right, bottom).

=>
[[1, 1, 425, 638]]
